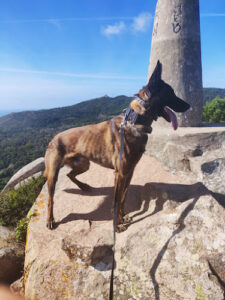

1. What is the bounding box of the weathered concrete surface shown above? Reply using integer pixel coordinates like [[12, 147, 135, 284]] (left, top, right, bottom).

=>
[[2, 158, 44, 193], [0, 226, 24, 284], [23, 155, 225, 299], [147, 125, 225, 194], [148, 0, 203, 126]]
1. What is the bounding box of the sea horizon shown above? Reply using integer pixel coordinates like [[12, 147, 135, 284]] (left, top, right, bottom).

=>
[[0, 109, 24, 117]]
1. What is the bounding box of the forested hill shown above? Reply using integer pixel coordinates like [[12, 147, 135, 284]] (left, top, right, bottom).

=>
[[1, 88, 223, 132], [0, 95, 132, 132], [0, 95, 132, 190], [203, 88, 225, 104]]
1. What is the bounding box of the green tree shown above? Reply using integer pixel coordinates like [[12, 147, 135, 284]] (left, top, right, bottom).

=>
[[202, 97, 225, 123]]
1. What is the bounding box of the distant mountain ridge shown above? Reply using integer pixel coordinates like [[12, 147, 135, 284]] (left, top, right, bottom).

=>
[[203, 87, 225, 104], [0, 95, 132, 132], [1, 87, 224, 120], [0, 110, 22, 117]]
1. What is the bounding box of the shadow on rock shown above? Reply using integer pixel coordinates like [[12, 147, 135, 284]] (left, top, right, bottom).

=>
[[57, 182, 225, 230], [57, 181, 225, 299], [131, 181, 225, 226], [56, 185, 142, 226]]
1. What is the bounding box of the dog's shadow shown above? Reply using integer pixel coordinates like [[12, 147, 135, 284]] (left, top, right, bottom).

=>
[[56, 181, 225, 227], [57, 182, 225, 300]]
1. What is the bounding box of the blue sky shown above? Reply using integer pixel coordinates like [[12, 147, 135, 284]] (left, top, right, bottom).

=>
[[0, 0, 225, 113]]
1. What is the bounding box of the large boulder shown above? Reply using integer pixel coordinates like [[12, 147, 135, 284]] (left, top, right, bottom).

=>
[[23, 155, 225, 299], [2, 158, 45, 193], [0, 226, 24, 284], [146, 126, 225, 194]]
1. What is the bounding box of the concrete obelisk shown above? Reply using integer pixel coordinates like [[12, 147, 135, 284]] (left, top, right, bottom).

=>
[[148, 0, 203, 127]]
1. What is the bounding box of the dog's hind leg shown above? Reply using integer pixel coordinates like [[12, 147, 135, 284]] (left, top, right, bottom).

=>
[[66, 155, 91, 191], [45, 152, 61, 229]]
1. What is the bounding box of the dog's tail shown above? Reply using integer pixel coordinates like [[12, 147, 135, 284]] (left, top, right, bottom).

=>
[[44, 149, 62, 196], [44, 148, 61, 178], [44, 139, 61, 179], [43, 149, 50, 179]]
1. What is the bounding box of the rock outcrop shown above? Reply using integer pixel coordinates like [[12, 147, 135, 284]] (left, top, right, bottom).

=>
[[147, 126, 225, 194], [2, 158, 45, 193], [0, 226, 24, 284], [23, 155, 225, 299]]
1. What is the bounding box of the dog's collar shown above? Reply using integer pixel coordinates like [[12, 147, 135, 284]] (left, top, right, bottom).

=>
[[123, 98, 151, 127], [137, 98, 150, 110]]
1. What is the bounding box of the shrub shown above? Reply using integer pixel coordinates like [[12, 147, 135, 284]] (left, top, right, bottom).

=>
[[0, 175, 45, 227], [202, 97, 225, 123], [15, 210, 38, 242], [15, 217, 29, 242]]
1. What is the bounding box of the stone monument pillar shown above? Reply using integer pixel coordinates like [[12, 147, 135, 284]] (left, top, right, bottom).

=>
[[148, 0, 203, 127]]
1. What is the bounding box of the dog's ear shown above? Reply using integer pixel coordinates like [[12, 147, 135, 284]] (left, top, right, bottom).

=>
[[134, 61, 162, 101], [130, 99, 146, 115], [147, 60, 162, 88]]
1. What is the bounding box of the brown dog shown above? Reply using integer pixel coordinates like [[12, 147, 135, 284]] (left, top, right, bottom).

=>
[[44, 61, 190, 230]]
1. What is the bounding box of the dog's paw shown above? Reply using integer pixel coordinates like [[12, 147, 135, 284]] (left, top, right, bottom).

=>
[[46, 219, 55, 230], [116, 223, 128, 233], [123, 215, 133, 224], [116, 216, 132, 232]]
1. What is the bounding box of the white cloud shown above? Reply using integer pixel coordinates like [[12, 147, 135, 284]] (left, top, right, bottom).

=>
[[0, 17, 133, 24], [0, 67, 144, 80], [101, 12, 152, 37], [132, 12, 152, 32], [1, 14, 153, 35], [201, 13, 225, 17], [101, 21, 125, 37], [48, 18, 62, 30]]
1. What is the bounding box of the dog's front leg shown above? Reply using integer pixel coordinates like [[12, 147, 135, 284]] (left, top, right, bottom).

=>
[[114, 169, 134, 232]]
